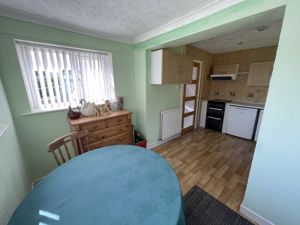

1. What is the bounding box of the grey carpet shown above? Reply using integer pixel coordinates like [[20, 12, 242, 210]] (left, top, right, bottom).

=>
[[184, 186, 254, 225]]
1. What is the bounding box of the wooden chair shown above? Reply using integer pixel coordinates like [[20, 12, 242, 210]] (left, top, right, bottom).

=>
[[48, 129, 90, 166]]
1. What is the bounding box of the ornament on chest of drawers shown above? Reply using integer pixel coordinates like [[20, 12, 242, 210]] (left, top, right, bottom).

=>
[[67, 106, 81, 119], [95, 100, 112, 116], [79, 99, 96, 117]]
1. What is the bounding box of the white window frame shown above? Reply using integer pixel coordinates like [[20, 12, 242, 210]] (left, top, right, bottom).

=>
[[15, 39, 116, 113]]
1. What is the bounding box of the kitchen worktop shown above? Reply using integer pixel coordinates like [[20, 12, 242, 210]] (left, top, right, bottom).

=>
[[228, 101, 265, 109], [204, 99, 265, 109]]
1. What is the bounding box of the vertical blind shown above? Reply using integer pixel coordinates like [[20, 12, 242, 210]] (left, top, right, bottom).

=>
[[15, 40, 116, 112]]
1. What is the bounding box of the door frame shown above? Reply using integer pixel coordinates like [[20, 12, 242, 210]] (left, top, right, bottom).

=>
[[193, 60, 203, 128], [181, 60, 203, 133]]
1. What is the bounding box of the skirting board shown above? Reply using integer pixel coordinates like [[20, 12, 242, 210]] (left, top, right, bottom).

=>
[[147, 134, 181, 149], [240, 203, 275, 225]]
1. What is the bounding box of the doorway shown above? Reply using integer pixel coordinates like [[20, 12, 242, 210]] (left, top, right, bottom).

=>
[[181, 61, 201, 134]]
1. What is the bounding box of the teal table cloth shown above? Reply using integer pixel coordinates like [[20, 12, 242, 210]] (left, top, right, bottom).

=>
[[9, 145, 185, 225]]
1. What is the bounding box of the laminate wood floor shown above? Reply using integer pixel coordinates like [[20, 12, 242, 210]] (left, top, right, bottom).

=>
[[154, 127, 255, 212]]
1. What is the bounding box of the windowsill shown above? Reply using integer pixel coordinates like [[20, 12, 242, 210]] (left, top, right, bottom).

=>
[[0, 124, 9, 137], [22, 108, 68, 116]]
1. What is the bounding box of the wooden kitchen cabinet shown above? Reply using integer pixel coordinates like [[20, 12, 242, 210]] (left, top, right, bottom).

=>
[[68, 110, 133, 150], [151, 49, 193, 84], [247, 61, 274, 86], [177, 54, 193, 83]]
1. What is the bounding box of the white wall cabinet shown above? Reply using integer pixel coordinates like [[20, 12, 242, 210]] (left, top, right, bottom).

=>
[[151, 49, 193, 85], [225, 105, 257, 140]]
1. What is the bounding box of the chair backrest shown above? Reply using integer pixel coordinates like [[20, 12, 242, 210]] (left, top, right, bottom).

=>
[[48, 129, 89, 166]]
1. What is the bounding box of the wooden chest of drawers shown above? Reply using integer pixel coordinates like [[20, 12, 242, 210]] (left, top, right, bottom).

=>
[[68, 110, 133, 150]]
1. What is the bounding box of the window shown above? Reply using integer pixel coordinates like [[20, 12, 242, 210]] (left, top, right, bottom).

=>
[[15, 40, 116, 112]]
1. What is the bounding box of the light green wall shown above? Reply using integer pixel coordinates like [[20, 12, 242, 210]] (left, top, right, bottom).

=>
[[0, 16, 135, 181], [146, 80, 182, 146], [133, 49, 147, 134], [0, 77, 30, 225], [243, 0, 300, 224], [145, 46, 187, 145], [134, 0, 286, 146]]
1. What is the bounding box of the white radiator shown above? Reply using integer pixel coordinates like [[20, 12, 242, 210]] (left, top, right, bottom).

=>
[[160, 107, 182, 141]]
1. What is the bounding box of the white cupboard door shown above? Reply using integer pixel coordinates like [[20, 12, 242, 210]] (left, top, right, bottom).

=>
[[222, 103, 229, 133], [199, 100, 207, 127], [226, 106, 257, 140]]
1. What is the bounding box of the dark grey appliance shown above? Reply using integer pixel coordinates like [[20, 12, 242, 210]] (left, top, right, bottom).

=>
[[205, 99, 231, 132]]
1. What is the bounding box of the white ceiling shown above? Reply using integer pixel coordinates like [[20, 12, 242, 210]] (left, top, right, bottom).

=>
[[191, 19, 283, 54], [0, 0, 243, 43]]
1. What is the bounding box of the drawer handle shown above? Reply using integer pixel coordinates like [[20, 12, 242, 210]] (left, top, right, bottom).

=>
[[207, 116, 222, 121], [117, 119, 121, 122]]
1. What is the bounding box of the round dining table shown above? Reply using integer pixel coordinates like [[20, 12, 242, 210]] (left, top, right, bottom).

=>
[[9, 145, 185, 225]]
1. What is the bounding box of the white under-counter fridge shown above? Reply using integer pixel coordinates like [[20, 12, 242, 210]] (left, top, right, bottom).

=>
[[223, 104, 258, 140]]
